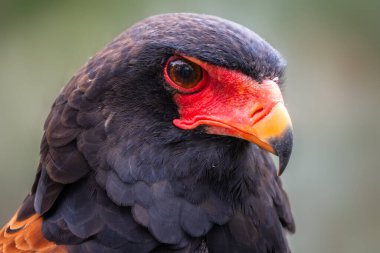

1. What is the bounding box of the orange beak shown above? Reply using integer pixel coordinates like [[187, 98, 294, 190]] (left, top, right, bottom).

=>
[[173, 59, 293, 175], [205, 100, 293, 175]]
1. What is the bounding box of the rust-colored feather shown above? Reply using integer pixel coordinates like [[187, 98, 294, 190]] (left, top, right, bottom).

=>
[[0, 210, 67, 253]]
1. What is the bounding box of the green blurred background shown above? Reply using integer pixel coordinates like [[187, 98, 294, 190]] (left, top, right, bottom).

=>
[[1, 0, 379, 252]]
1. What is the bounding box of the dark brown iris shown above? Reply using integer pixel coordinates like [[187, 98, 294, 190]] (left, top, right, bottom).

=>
[[167, 58, 203, 89]]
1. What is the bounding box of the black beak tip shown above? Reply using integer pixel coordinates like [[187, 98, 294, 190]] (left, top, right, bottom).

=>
[[270, 128, 293, 176]]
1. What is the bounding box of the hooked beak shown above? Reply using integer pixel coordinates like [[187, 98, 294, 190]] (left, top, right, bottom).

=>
[[253, 102, 293, 175], [203, 101, 293, 175]]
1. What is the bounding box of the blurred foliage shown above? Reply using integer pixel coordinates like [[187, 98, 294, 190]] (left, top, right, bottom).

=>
[[0, 0, 379, 252]]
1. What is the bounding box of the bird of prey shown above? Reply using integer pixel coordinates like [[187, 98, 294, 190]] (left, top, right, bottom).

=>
[[0, 13, 295, 253]]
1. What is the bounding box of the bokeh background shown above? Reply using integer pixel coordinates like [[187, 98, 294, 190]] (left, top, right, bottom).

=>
[[1, 0, 379, 252]]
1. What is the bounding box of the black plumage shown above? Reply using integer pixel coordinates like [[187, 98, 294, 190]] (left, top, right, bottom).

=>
[[10, 13, 294, 253]]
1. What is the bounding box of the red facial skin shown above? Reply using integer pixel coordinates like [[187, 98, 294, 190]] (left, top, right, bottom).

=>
[[164, 55, 286, 153]]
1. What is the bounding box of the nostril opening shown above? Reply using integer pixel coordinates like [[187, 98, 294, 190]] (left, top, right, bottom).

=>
[[250, 105, 274, 126], [250, 106, 264, 118]]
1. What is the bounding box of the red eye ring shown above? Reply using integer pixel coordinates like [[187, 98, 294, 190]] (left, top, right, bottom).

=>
[[164, 56, 207, 94]]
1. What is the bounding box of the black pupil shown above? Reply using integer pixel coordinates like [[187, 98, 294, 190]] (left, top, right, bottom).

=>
[[168, 59, 201, 88]]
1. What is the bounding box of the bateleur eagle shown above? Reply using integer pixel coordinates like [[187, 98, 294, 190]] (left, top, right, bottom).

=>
[[0, 13, 295, 253]]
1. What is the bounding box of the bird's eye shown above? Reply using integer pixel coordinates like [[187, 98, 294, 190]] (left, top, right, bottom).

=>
[[165, 57, 203, 91]]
